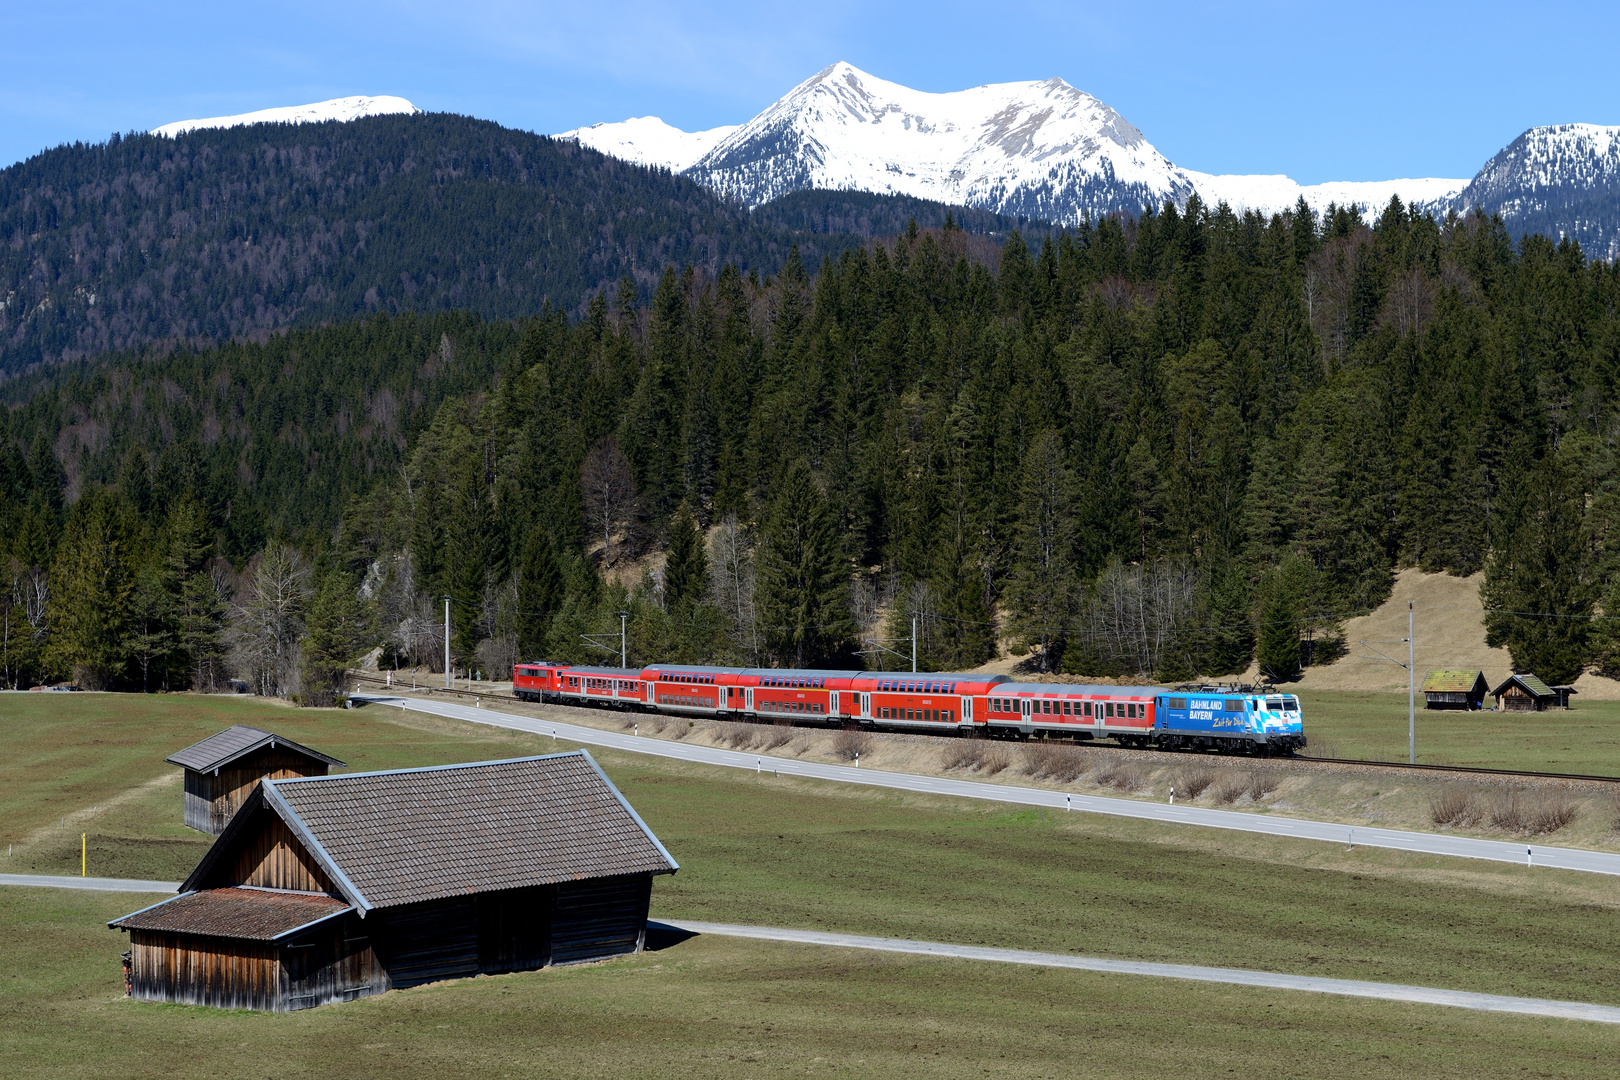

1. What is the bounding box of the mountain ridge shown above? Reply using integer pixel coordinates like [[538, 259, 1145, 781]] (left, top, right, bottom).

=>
[[560, 61, 1620, 256]]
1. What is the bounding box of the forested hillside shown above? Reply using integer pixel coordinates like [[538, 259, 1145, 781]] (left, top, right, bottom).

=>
[[0, 113, 1025, 375], [5, 197, 1620, 697]]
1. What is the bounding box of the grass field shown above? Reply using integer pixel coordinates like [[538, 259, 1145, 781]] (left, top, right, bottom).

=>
[[5, 888, 1620, 1080], [1298, 690, 1620, 773], [4, 693, 1620, 1077]]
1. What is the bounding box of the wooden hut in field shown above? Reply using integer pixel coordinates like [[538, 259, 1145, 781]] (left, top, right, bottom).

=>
[[109, 751, 678, 1011], [167, 726, 345, 835], [1419, 670, 1489, 710], [1490, 674, 1575, 711]]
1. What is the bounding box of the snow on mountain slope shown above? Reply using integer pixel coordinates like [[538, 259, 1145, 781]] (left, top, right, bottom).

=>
[[1186, 172, 1468, 219], [554, 65, 1619, 245], [557, 116, 739, 172], [682, 62, 1193, 224], [1442, 124, 1620, 259], [1449, 124, 1620, 215], [153, 95, 419, 138]]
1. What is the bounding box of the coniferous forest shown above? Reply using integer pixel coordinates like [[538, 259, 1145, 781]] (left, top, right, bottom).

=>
[[5, 195, 1620, 697]]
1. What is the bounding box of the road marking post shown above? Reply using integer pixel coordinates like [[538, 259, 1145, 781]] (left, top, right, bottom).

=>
[[1066, 794, 1071, 811], [1528, 847, 1533, 867], [1169, 787, 1175, 805]]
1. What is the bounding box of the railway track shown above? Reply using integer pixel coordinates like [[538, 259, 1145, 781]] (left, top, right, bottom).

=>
[[346, 672, 1620, 786]]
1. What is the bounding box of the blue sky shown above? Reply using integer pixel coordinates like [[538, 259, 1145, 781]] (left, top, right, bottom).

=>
[[4, 1, 1617, 182]]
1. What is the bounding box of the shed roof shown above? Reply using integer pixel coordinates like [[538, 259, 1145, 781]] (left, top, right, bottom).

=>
[[109, 887, 351, 940], [1420, 670, 1487, 693], [182, 750, 677, 912], [166, 725, 345, 773], [1491, 673, 1557, 699]]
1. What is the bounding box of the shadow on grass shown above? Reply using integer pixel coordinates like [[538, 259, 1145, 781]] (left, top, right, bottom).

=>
[[644, 921, 701, 952]]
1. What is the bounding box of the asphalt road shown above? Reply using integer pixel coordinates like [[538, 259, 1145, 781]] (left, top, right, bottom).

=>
[[354, 692, 1620, 878], [0, 873, 177, 893], [654, 919, 1620, 1024]]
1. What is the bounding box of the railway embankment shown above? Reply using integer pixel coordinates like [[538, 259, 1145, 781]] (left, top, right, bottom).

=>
[[356, 676, 1620, 855]]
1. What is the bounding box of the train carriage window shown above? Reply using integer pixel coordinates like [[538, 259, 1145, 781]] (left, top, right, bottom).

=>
[[1062, 701, 1071, 715], [1105, 703, 1114, 718]]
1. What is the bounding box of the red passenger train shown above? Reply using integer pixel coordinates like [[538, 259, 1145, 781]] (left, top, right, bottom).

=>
[[513, 661, 1170, 747]]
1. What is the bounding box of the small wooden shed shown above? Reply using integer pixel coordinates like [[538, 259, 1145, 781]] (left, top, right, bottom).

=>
[[1419, 670, 1489, 710], [167, 726, 345, 835], [1490, 674, 1574, 712], [110, 750, 679, 1011]]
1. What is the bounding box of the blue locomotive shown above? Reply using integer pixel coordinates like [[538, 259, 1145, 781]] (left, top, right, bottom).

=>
[[1151, 688, 1306, 753]]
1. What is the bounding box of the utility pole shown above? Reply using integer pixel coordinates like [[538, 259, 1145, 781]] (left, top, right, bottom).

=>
[[1357, 600, 1416, 764], [444, 596, 451, 690], [911, 614, 918, 673], [620, 611, 628, 669]]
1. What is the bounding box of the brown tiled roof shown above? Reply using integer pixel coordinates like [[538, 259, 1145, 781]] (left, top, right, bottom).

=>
[[239, 752, 677, 911], [166, 725, 345, 772], [109, 888, 350, 940]]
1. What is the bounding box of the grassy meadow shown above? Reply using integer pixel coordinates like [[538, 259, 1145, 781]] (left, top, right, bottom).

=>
[[3, 692, 1620, 1077], [1297, 689, 1620, 773]]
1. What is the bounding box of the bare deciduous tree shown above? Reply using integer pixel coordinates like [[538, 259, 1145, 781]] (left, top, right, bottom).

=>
[[707, 512, 760, 664], [581, 437, 637, 569], [1078, 560, 1200, 677], [229, 541, 310, 697]]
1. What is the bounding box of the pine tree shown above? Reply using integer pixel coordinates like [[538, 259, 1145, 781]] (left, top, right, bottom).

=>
[[664, 510, 708, 609], [755, 461, 851, 667], [124, 558, 175, 692], [166, 496, 230, 690], [1483, 450, 1594, 684], [514, 522, 563, 659], [299, 569, 377, 706], [1007, 431, 1077, 672], [46, 491, 134, 688], [1256, 555, 1312, 683]]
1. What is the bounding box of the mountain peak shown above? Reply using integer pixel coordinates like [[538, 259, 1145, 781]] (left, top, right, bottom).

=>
[[152, 95, 419, 138]]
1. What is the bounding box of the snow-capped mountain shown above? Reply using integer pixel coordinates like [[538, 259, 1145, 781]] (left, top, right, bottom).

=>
[[1441, 124, 1620, 258], [683, 63, 1194, 223], [558, 63, 1465, 226], [558, 116, 739, 172], [152, 95, 419, 138]]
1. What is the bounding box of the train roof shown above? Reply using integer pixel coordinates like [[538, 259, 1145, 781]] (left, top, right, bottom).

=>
[[640, 664, 751, 675], [1000, 682, 1168, 696], [565, 665, 644, 677], [742, 668, 866, 679], [859, 671, 1011, 684]]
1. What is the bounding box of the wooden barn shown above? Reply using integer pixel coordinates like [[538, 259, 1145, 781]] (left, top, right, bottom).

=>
[[1419, 670, 1489, 710], [168, 726, 345, 835], [1490, 674, 1576, 712], [109, 750, 678, 1011]]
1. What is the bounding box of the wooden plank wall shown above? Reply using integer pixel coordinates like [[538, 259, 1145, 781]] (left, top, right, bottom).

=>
[[282, 914, 389, 1011], [380, 898, 479, 988], [211, 748, 329, 833], [129, 931, 280, 1010], [230, 816, 338, 893], [551, 874, 652, 965], [476, 885, 553, 974], [182, 770, 215, 833]]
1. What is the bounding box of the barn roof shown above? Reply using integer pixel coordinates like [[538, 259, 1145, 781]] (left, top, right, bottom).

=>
[[1491, 673, 1558, 698], [181, 750, 677, 912], [1420, 670, 1487, 693], [109, 888, 351, 940], [166, 725, 345, 773]]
